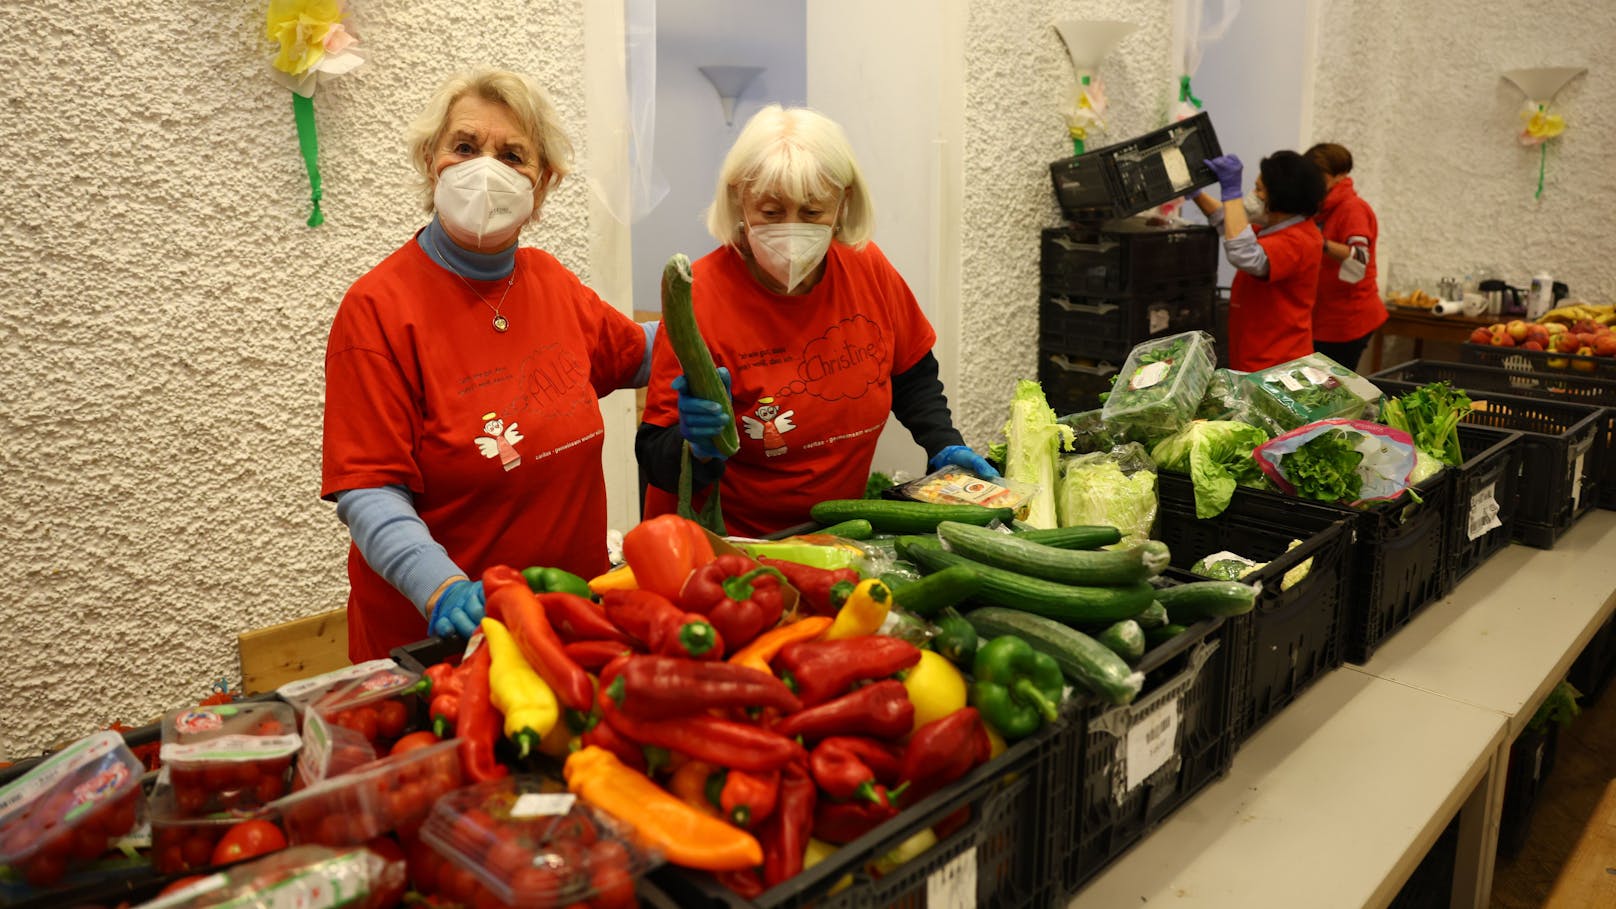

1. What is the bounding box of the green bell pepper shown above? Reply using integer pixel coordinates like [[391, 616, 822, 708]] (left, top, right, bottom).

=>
[[521, 566, 594, 599], [970, 635, 1062, 740]]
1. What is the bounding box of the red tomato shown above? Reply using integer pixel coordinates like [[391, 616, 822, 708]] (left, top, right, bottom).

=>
[[23, 852, 66, 887], [361, 836, 409, 909], [105, 793, 139, 836], [255, 773, 285, 804], [70, 824, 107, 860], [181, 833, 215, 869], [157, 875, 209, 897], [376, 699, 409, 740], [211, 819, 287, 866], [390, 731, 441, 757], [154, 843, 186, 875]]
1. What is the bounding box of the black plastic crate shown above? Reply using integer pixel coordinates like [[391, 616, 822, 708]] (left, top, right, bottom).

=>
[[1388, 814, 1459, 909], [1040, 224, 1217, 298], [1050, 112, 1223, 221], [1373, 358, 1616, 511], [1038, 287, 1216, 364], [656, 718, 1060, 909], [1568, 614, 1616, 703], [1444, 425, 1523, 590], [1498, 723, 1560, 859], [1038, 348, 1118, 415], [1155, 472, 1354, 743], [391, 635, 462, 673], [1374, 378, 1601, 549], [1048, 617, 1235, 900], [1460, 341, 1616, 379]]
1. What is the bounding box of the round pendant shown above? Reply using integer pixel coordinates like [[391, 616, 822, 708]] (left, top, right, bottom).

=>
[[492, 315, 509, 333]]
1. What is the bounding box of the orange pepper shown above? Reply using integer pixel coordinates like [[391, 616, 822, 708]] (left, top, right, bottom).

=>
[[728, 616, 834, 675], [565, 746, 763, 871], [588, 564, 638, 594], [667, 759, 721, 818]]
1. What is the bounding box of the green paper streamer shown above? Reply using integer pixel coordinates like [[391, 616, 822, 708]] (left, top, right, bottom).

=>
[[1536, 142, 1547, 200], [292, 92, 324, 227], [1073, 137, 1084, 156], [1179, 74, 1203, 109]]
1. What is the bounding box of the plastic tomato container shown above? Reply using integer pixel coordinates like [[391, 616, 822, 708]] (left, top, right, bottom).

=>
[[290, 711, 379, 791], [136, 843, 407, 909], [147, 782, 280, 875], [420, 776, 657, 908], [278, 738, 463, 846], [160, 703, 299, 816], [0, 730, 145, 888], [279, 659, 427, 754]]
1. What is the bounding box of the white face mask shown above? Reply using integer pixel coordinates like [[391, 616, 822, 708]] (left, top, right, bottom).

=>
[[434, 156, 535, 247], [1243, 194, 1268, 226], [745, 221, 835, 292]]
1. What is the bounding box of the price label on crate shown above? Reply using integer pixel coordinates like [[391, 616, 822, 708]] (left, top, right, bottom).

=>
[[1572, 453, 1586, 510], [1467, 482, 1502, 541], [925, 847, 977, 909], [1148, 305, 1171, 335], [1162, 147, 1192, 191], [1125, 700, 1181, 790]]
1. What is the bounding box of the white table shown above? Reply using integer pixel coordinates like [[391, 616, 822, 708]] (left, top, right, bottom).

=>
[[1067, 510, 1616, 909]]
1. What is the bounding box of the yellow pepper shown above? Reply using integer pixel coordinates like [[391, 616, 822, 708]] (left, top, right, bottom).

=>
[[587, 564, 638, 593], [902, 649, 969, 732], [482, 617, 559, 759], [822, 578, 892, 641], [803, 838, 853, 894]]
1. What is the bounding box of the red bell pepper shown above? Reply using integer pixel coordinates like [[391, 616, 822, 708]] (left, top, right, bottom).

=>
[[457, 637, 508, 784], [761, 759, 817, 887], [809, 737, 903, 804], [774, 637, 921, 706], [707, 767, 780, 828], [812, 788, 902, 845], [899, 707, 992, 805], [482, 566, 596, 713], [772, 680, 914, 743], [680, 554, 787, 649], [622, 513, 715, 601], [564, 640, 634, 670], [540, 591, 633, 645], [758, 558, 860, 617], [597, 664, 801, 773], [423, 661, 464, 738], [601, 589, 724, 660], [607, 655, 801, 718]]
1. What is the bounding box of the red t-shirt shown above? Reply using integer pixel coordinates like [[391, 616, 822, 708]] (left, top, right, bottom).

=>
[[322, 237, 645, 661], [641, 242, 936, 537], [1312, 177, 1386, 342], [1228, 219, 1323, 372]]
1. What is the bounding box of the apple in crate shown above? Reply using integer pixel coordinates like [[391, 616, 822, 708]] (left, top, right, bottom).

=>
[[1469, 327, 1493, 344], [1505, 320, 1530, 341]]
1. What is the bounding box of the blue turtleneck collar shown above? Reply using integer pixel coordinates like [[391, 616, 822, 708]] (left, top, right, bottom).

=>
[[416, 217, 517, 281]]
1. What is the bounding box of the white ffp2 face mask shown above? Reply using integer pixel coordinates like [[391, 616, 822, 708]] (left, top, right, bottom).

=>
[[434, 156, 535, 247], [1243, 194, 1268, 227], [746, 221, 835, 292]]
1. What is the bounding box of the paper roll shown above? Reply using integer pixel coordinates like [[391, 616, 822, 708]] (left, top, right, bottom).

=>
[[1432, 300, 1467, 317]]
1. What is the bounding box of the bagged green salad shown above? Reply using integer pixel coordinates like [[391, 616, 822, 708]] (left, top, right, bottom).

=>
[[1242, 353, 1383, 432], [1101, 331, 1217, 443], [1056, 442, 1157, 545]]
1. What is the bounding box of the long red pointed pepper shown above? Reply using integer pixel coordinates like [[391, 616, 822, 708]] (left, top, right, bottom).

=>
[[607, 655, 801, 718], [758, 557, 860, 617], [773, 680, 913, 742], [482, 565, 595, 712], [761, 759, 817, 887], [809, 737, 904, 803], [456, 637, 508, 783], [540, 591, 633, 644], [597, 661, 801, 772], [774, 636, 921, 706], [899, 707, 992, 804], [601, 589, 724, 660], [564, 640, 634, 671]]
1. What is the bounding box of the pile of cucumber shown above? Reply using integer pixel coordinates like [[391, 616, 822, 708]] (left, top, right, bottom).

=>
[[806, 499, 1258, 707]]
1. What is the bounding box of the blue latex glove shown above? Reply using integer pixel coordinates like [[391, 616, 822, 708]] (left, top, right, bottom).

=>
[[428, 579, 486, 639], [929, 444, 1002, 479], [1205, 154, 1245, 201], [673, 366, 733, 460]]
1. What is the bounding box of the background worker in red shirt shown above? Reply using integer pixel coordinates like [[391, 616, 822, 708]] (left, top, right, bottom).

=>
[[1306, 142, 1385, 370], [637, 105, 993, 537], [1193, 151, 1327, 372]]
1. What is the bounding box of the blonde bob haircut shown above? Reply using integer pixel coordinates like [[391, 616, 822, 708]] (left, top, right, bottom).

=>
[[405, 66, 575, 220], [705, 105, 875, 249]]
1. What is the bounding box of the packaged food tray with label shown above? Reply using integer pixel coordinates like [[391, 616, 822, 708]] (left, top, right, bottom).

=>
[[1155, 472, 1354, 744], [1442, 425, 1523, 589], [0, 731, 146, 888], [655, 720, 1061, 909], [1099, 330, 1217, 440], [1242, 353, 1384, 432], [277, 659, 428, 756], [1048, 111, 1223, 221], [1373, 378, 1602, 549], [1046, 617, 1235, 901], [1038, 349, 1119, 416], [159, 703, 299, 816], [146, 785, 281, 876], [1040, 223, 1218, 298], [1460, 341, 1616, 379], [277, 738, 463, 846], [1038, 287, 1217, 365], [1373, 358, 1616, 511]]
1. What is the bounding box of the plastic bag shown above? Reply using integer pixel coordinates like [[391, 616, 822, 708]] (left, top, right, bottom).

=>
[[1056, 443, 1158, 545], [1253, 420, 1418, 506]]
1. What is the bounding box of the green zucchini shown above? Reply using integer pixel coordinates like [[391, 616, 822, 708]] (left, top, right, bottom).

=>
[[815, 519, 873, 540], [1134, 600, 1169, 630], [887, 564, 984, 619], [809, 500, 1015, 534], [937, 522, 1169, 586], [1145, 623, 1189, 647], [1011, 525, 1122, 550], [1155, 581, 1258, 623], [904, 540, 1154, 625], [931, 607, 978, 667], [964, 607, 1142, 705], [1096, 620, 1145, 663], [662, 254, 739, 457]]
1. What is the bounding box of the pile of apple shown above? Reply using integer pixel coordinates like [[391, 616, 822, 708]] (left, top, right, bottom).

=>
[[1468, 318, 1616, 366]]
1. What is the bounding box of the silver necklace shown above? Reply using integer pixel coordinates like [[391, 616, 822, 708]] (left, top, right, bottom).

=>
[[429, 232, 517, 332]]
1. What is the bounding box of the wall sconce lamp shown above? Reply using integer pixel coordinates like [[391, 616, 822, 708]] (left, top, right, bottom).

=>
[[699, 65, 764, 126], [1502, 66, 1586, 198], [1052, 20, 1137, 155]]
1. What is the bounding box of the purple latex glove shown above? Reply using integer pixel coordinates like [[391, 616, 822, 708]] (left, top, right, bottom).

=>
[[1205, 155, 1244, 201]]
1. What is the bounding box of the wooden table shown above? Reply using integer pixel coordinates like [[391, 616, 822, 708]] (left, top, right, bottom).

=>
[[1368, 307, 1496, 373]]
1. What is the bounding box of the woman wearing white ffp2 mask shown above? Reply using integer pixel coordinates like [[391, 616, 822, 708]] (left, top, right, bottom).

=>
[[635, 104, 996, 537]]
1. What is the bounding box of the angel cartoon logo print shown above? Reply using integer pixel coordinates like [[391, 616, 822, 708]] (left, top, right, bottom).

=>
[[743, 397, 796, 457], [475, 412, 524, 471]]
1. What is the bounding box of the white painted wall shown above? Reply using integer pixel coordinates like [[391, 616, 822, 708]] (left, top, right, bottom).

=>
[[629, 0, 808, 314]]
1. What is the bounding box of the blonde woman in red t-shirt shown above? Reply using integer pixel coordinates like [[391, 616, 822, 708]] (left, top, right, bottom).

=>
[[321, 68, 653, 659], [637, 105, 992, 537], [1306, 143, 1385, 371]]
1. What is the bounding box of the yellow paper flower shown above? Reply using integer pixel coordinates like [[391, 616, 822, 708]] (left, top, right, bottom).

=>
[[1524, 107, 1566, 140], [267, 0, 345, 76]]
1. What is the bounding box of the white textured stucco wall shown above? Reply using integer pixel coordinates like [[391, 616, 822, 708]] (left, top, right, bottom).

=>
[[0, 1, 600, 755], [1312, 0, 1612, 300], [956, 1, 1177, 445]]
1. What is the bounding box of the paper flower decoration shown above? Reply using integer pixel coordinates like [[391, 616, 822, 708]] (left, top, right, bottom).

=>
[[1502, 66, 1584, 199], [1518, 104, 1565, 145], [1062, 78, 1109, 155], [266, 1, 365, 226]]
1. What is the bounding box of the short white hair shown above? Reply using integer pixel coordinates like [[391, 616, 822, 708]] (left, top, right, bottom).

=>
[[405, 67, 575, 220], [705, 105, 875, 249]]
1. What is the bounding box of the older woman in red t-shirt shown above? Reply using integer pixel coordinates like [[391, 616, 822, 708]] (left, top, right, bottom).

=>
[[1306, 143, 1385, 370]]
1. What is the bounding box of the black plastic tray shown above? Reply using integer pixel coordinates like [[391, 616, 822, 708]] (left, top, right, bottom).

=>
[[1049, 112, 1223, 221], [1460, 342, 1616, 379]]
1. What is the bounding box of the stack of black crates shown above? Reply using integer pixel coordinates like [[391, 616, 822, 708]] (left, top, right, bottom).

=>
[[1039, 111, 1224, 414]]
